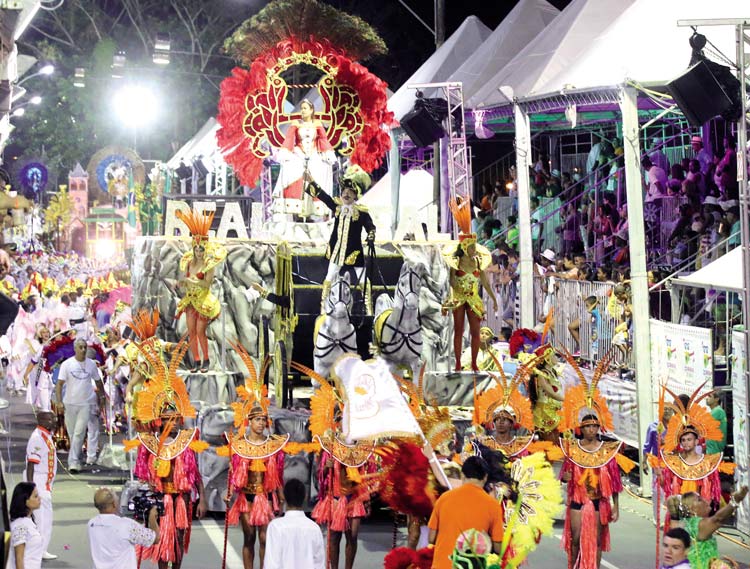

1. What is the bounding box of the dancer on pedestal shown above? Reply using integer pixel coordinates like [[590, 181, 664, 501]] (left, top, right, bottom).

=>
[[125, 340, 208, 569], [175, 209, 227, 373], [441, 197, 497, 372], [558, 353, 635, 569], [304, 165, 375, 313], [220, 344, 288, 569], [274, 99, 337, 217]]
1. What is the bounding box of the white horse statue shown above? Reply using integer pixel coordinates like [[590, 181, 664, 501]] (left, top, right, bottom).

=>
[[372, 262, 424, 379], [313, 273, 357, 379]]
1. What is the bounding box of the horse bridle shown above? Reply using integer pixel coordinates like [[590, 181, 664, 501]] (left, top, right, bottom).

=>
[[325, 278, 353, 315], [318, 278, 357, 357]]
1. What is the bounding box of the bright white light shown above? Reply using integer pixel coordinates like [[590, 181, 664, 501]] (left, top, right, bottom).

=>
[[30, 95, 42, 105], [94, 239, 117, 259], [113, 85, 159, 127], [12, 107, 25, 117], [39, 64, 55, 76]]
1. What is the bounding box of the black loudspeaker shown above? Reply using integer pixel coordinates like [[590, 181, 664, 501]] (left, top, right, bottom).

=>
[[667, 60, 742, 126], [401, 106, 445, 147]]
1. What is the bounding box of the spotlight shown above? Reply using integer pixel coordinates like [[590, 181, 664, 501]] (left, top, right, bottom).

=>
[[112, 51, 127, 78], [192, 157, 210, 178], [11, 107, 25, 117], [113, 85, 158, 127], [29, 95, 42, 105], [39, 64, 54, 76]]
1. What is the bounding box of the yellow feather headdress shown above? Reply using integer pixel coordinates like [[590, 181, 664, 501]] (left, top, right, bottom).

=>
[[290, 361, 341, 438], [474, 356, 537, 432], [448, 196, 475, 241], [661, 382, 722, 453], [394, 364, 454, 452], [559, 350, 615, 433], [229, 341, 271, 433], [133, 338, 195, 424]]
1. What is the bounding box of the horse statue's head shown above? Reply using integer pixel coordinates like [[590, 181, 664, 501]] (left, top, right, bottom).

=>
[[325, 272, 353, 318], [395, 262, 424, 311]]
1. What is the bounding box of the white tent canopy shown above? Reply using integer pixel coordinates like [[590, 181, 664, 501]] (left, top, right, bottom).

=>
[[388, 15, 491, 121], [450, 0, 559, 104], [167, 118, 220, 170], [469, 0, 635, 108], [674, 248, 745, 292], [360, 168, 433, 211], [531, 0, 742, 101]]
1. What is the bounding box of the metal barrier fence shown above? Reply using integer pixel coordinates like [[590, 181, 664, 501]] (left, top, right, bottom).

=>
[[484, 275, 621, 364]]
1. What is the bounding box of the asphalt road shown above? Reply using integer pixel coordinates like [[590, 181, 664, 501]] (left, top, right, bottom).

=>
[[2, 393, 748, 569]]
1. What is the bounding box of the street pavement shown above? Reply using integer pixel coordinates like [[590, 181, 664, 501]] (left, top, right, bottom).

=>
[[2, 394, 748, 569]]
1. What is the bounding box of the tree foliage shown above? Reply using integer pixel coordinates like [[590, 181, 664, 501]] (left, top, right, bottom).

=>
[[11, 0, 240, 182]]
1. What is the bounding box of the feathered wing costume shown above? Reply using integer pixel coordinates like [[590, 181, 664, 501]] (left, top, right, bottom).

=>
[[656, 383, 733, 504], [124, 340, 208, 565], [218, 343, 288, 527], [558, 351, 636, 569], [292, 361, 376, 533]]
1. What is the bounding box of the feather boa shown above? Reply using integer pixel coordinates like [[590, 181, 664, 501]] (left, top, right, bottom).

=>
[[375, 441, 436, 519]]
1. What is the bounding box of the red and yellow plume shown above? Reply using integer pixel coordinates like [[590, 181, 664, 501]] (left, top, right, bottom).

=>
[[448, 196, 474, 239], [176, 208, 215, 243], [128, 308, 159, 341], [291, 361, 340, 438], [661, 382, 722, 453], [474, 355, 537, 432], [229, 341, 271, 433], [559, 349, 615, 433], [133, 338, 195, 424]]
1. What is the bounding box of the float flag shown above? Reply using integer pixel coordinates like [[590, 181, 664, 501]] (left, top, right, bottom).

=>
[[333, 355, 421, 443]]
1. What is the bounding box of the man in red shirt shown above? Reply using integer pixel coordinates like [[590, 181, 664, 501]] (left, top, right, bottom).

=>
[[428, 456, 504, 569]]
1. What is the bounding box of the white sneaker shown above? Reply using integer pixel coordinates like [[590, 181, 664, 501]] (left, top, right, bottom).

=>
[[42, 552, 58, 560]]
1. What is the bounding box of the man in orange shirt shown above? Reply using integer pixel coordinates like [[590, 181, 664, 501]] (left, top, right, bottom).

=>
[[427, 456, 504, 569]]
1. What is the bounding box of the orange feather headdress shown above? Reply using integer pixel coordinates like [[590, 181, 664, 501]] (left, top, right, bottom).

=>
[[448, 196, 475, 243], [661, 382, 722, 453], [394, 364, 454, 453], [176, 208, 214, 245], [560, 350, 615, 433], [229, 341, 271, 433], [128, 308, 159, 341], [133, 338, 195, 424], [474, 357, 537, 432], [290, 361, 341, 438]]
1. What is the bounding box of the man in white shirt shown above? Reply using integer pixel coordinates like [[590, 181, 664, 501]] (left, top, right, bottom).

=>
[[55, 338, 106, 472], [641, 156, 667, 202], [264, 478, 325, 569], [691, 135, 712, 175], [25, 411, 58, 561], [88, 487, 159, 569]]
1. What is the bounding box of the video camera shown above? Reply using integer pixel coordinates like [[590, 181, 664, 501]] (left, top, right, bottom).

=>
[[127, 489, 164, 522]]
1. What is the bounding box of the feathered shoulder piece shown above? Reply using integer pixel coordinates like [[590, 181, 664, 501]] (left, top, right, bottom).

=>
[[134, 339, 195, 424], [475, 357, 536, 432], [560, 350, 615, 433], [128, 308, 159, 341], [224, 0, 387, 65], [291, 361, 340, 438], [661, 382, 722, 453], [229, 341, 271, 433]]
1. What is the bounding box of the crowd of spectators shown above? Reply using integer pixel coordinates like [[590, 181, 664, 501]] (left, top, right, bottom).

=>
[[473, 129, 742, 362]]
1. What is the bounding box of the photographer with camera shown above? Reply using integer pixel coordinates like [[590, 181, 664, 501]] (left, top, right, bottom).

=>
[[87, 487, 160, 569]]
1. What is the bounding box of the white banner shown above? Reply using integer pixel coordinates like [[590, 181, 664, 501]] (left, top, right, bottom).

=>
[[650, 320, 713, 403], [731, 330, 749, 536]]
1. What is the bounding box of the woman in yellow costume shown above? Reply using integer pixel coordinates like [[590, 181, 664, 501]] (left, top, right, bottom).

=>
[[558, 352, 635, 569], [441, 197, 497, 372], [175, 209, 227, 373], [125, 340, 208, 569], [219, 343, 288, 569]]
